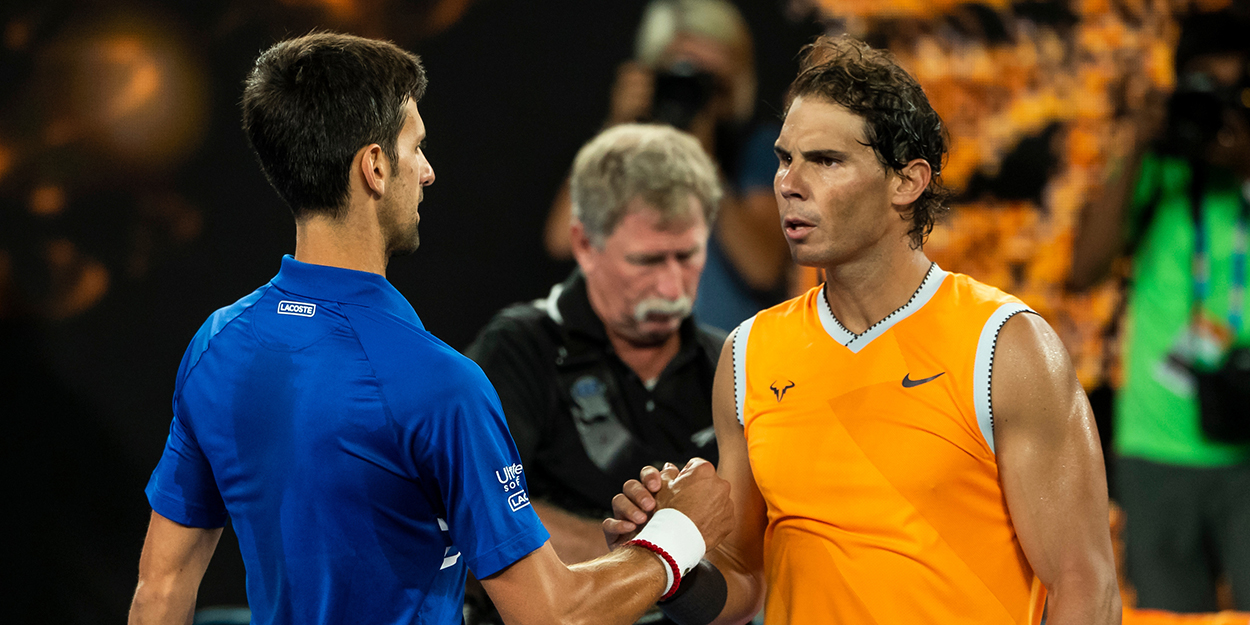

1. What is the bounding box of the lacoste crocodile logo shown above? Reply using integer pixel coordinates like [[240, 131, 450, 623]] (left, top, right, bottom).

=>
[[770, 380, 795, 402], [902, 372, 945, 388]]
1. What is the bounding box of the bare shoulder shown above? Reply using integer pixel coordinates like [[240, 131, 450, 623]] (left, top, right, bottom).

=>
[[996, 311, 1072, 379], [991, 311, 1087, 433], [711, 330, 740, 430]]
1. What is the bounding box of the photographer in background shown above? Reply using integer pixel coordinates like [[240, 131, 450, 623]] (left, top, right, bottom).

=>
[[1069, 8, 1250, 612], [544, 0, 790, 333]]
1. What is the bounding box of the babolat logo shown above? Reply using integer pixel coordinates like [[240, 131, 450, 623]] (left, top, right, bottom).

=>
[[276, 300, 316, 317]]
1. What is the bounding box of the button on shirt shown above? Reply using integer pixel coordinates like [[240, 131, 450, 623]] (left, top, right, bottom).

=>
[[145, 256, 548, 625]]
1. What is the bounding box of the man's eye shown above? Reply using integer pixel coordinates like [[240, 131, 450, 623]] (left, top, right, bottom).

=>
[[631, 257, 664, 266]]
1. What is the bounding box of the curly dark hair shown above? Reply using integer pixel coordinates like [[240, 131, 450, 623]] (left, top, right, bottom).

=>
[[786, 35, 951, 248], [242, 32, 427, 219]]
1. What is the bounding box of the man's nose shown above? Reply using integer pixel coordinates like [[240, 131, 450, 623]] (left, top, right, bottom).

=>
[[654, 258, 685, 299], [775, 166, 804, 200], [421, 155, 435, 186]]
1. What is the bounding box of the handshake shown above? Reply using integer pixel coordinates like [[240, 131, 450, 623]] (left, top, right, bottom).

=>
[[600, 458, 735, 599]]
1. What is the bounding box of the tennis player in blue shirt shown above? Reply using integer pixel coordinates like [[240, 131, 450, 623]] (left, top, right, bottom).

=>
[[128, 32, 733, 625]]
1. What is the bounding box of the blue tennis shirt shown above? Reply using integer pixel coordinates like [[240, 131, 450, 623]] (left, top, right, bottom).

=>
[[146, 255, 549, 624]]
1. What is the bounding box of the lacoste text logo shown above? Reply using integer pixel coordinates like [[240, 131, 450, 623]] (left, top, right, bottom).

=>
[[277, 301, 316, 317], [902, 372, 945, 388], [508, 491, 531, 512], [770, 380, 795, 402]]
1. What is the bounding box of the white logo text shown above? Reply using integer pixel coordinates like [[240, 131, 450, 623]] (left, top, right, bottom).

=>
[[277, 301, 316, 317]]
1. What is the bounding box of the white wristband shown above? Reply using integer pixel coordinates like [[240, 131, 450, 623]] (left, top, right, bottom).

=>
[[634, 508, 706, 579]]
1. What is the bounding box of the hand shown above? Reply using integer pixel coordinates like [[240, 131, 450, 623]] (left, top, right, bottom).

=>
[[606, 61, 654, 126], [603, 463, 667, 550], [603, 459, 734, 553], [656, 458, 734, 552]]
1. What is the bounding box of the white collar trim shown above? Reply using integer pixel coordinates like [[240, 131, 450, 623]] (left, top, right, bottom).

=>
[[817, 263, 948, 354]]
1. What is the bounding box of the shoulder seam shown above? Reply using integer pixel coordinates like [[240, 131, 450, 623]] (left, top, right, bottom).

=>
[[338, 307, 407, 467], [732, 316, 756, 427], [174, 284, 272, 413], [973, 303, 1034, 455]]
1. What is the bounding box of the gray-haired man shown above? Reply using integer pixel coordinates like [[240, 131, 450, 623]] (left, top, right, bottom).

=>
[[465, 124, 726, 624]]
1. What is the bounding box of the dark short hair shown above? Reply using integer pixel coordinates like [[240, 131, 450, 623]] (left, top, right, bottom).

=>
[[242, 32, 427, 218], [786, 36, 950, 248]]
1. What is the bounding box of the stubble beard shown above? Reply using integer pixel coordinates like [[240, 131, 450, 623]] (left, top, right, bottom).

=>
[[383, 193, 422, 257]]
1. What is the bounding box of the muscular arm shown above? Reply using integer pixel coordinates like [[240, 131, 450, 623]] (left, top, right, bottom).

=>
[[1068, 94, 1164, 291], [714, 190, 792, 292], [702, 333, 769, 623], [482, 540, 665, 625], [484, 458, 733, 625], [128, 511, 223, 625], [604, 332, 768, 624], [993, 313, 1120, 625], [1067, 144, 1143, 291], [533, 500, 610, 564]]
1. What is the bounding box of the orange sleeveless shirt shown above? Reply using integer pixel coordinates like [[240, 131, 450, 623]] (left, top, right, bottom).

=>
[[731, 265, 1045, 624]]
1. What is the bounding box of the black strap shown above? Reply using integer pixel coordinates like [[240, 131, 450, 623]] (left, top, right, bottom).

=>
[[1187, 158, 1211, 313], [658, 559, 729, 625]]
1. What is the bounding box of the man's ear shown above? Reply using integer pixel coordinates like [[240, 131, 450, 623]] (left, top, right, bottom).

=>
[[569, 220, 598, 272], [358, 144, 389, 198], [891, 158, 932, 211]]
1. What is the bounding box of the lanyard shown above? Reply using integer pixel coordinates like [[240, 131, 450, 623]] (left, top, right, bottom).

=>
[[1190, 172, 1249, 334]]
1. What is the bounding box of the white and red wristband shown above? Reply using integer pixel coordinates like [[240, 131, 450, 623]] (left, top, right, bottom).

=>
[[625, 508, 706, 601]]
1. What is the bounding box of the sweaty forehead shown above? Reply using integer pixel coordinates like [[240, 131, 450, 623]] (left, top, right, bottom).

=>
[[778, 96, 869, 150]]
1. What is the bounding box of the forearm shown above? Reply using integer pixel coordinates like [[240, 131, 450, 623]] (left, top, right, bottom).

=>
[[487, 543, 668, 625], [533, 500, 610, 564], [129, 512, 221, 625], [1068, 130, 1148, 291], [714, 194, 791, 291], [1043, 567, 1122, 625], [706, 549, 765, 624], [543, 180, 573, 259], [128, 579, 198, 625]]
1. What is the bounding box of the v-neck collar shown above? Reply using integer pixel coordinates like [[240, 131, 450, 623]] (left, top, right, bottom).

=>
[[816, 263, 948, 353]]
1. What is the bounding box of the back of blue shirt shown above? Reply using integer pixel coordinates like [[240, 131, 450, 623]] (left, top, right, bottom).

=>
[[146, 257, 548, 625]]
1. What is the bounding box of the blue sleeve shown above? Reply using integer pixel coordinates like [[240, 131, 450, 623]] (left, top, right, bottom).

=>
[[348, 307, 551, 577], [407, 364, 550, 578], [145, 410, 228, 528], [736, 122, 781, 193]]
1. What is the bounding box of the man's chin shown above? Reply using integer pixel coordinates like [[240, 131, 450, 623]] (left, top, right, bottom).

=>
[[628, 320, 682, 345], [388, 231, 421, 257]]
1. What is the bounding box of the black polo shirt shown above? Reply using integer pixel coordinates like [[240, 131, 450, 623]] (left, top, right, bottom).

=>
[[465, 270, 724, 519]]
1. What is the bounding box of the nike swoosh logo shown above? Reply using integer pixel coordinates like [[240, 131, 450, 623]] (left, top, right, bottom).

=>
[[902, 372, 945, 388]]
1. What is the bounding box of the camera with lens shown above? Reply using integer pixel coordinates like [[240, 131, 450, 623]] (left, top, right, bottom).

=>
[[651, 61, 717, 131]]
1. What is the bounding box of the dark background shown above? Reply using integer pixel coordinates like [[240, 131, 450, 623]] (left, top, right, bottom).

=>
[[0, 1, 820, 621]]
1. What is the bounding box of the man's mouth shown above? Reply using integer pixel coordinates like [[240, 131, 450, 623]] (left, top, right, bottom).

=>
[[783, 216, 816, 240], [633, 296, 693, 324]]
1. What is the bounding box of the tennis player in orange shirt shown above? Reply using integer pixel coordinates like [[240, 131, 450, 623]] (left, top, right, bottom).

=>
[[604, 35, 1120, 625]]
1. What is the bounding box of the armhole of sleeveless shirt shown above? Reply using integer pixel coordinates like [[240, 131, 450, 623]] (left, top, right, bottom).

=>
[[732, 316, 756, 427], [973, 303, 1033, 455]]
